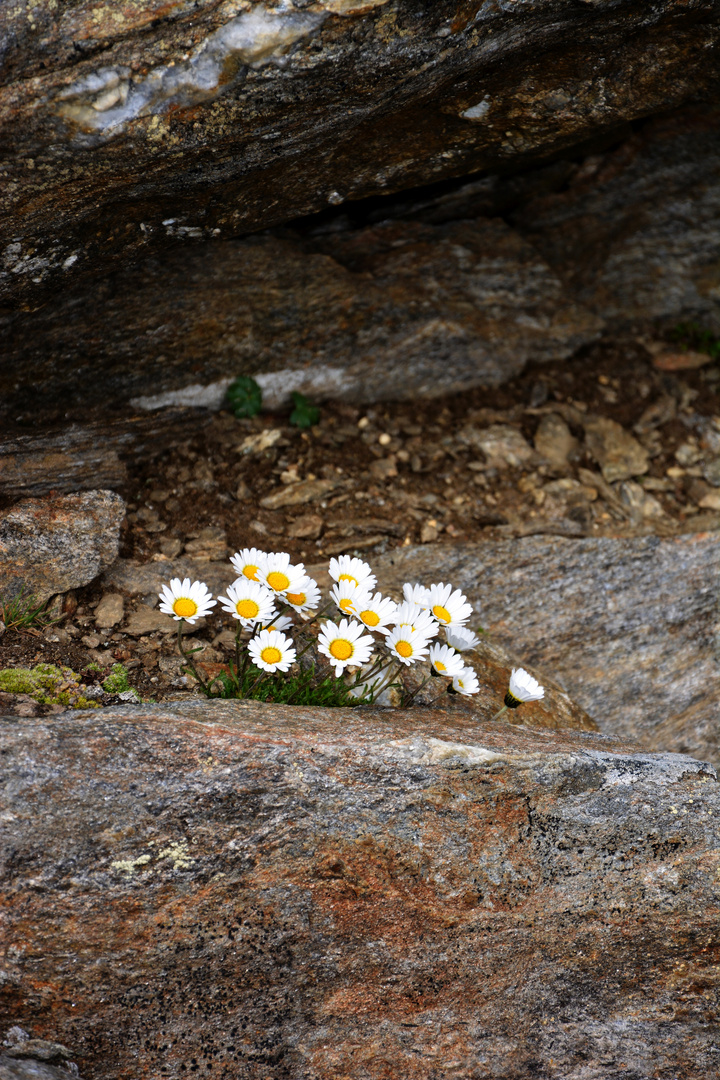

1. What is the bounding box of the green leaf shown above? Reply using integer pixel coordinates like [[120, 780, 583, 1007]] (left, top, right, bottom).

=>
[[226, 376, 263, 419], [289, 391, 320, 428]]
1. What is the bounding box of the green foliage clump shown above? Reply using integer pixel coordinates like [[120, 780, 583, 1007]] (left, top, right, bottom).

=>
[[0, 663, 99, 709], [669, 322, 720, 360], [289, 391, 320, 429], [0, 590, 57, 632], [226, 376, 263, 419], [102, 663, 130, 694], [211, 662, 371, 707]]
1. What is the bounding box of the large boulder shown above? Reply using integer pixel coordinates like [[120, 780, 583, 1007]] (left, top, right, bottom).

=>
[[2, 0, 718, 312], [1, 701, 718, 1078]]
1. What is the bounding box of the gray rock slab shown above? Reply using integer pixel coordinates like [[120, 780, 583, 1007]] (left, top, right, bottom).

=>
[[373, 532, 720, 757], [0, 702, 718, 1079], [0, 490, 125, 605]]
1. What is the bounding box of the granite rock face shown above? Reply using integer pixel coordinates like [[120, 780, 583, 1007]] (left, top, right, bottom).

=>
[[2, 0, 718, 311], [0, 490, 125, 604], [375, 531, 720, 759], [1, 702, 718, 1079]]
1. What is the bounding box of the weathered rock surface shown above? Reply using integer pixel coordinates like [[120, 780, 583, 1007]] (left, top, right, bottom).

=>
[[0, 490, 125, 604], [3, 0, 719, 311], [374, 531, 719, 758], [1, 702, 718, 1079]]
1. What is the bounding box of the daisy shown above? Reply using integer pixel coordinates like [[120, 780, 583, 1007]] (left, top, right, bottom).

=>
[[318, 618, 374, 677], [451, 667, 480, 696], [429, 643, 465, 678], [230, 547, 268, 583], [257, 552, 307, 596], [262, 614, 294, 633], [159, 578, 216, 624], [402, 582, 431, 608], [386, 625, 432, 666], [328, 554, 377, 591], [446, 626, 481, 652], [506, 667, 544, 707], [426, 583, 473, 629], [330, 580, 368, 618], [392, 601, 437, 639], [354, 592, 398, 635], [218, 579, 276, 627], [248, 629, 296, 673], [284, 576, 322, 614]]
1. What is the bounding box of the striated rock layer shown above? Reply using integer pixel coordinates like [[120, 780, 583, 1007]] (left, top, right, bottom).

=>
[[2, 0, 719, 312], [1, 701, 719, 1079]]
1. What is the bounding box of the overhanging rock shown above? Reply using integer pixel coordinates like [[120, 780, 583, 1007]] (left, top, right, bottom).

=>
[[1, 701, 719, 1078]]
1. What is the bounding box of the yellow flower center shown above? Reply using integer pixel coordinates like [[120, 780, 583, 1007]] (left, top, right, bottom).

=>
[[435, 660, 446, 672], [329, 638, 353, 661], [339, 598, 355, 613], [339, 573, 359, 587], [395, 640, 412, 658], [286, 592, 306, 607], [173, 597, 198, 618], [432, 604, 452, 624], [360, 609, 380, 627], [260, 646, 282, 665], [236, 598, 260, 620], [266, 570, 290, 592], [242, 564, 259, 581]]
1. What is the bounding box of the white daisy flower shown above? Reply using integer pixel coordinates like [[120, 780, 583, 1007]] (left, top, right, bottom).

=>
[[317, 618, 374, 677], [218, 579, 276, 627], [506, 667, 544, 707], [354, 592, 398, 635], [230, 547, 268, 583], [392, 601, 438, 639], [452, 667, 480, 696], [248, 629, 296, 673], [402, 582, 431, 608], [446, 626, 481, 652], [426, 583, 473, 629], [330, 580, 368, 618], [159, 578, 216, 623], [284, 576, 322, 613], [262, 614, 294, 633], [257, 552, 307, 596], [328, 555, 377, 591], [386, 625, 432, 666], [428, 643, 465, 678]]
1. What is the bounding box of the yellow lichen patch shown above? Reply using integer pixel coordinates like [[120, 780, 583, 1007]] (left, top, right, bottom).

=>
[[111, 853, 153, 876], [158, 841, 195, 870]]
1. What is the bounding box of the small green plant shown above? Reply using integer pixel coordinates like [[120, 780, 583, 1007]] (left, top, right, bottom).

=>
[[213, 661, 373, 706], [226, 376, 263, 419], [0, 589, 57, 633], [102, 663, 131, 694], [669, 322, 720, 360], [289, 391, 320, 429]]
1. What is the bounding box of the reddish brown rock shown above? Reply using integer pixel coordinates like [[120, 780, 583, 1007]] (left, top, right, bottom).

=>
[[1, 701, 718, 1079]]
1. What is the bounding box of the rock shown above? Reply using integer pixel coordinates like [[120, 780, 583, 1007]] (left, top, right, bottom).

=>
[[104, 557, 237, 600], [373, 532, 719, 759], [260, 477, 342, 509], [634, 394, 677, 433], [616, 480, 666, 521], [702, 457, 720, 487], [183, 526, 228, 562], [94, 593, 124, 629], [699, 490, 720, 511], [1, 701, 718, 1079], [652, 350, 714, 371], [123, 607, 181, 637], [287, 513, 324, 540], [533, 412, 578, 468], [472, 424, 535, 468], [5, 0, 717, 312], [0, 490, 125, 605], [237, 429, 283, 456], [368, 456, 398, 480], [583, 416, 649, 483], [0, 692, 63, 718]]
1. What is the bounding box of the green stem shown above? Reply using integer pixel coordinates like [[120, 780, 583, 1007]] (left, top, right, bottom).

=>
[[177, 620, 210, 694], [369, 661, 402, 704], [402, 673, 433, 708], [489, 703, 509, 722]]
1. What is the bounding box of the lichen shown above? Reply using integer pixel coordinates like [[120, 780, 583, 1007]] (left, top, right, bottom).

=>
[[0, 664, 99, 709]]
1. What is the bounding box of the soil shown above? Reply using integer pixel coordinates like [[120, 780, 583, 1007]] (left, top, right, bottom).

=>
[[1, 332, 718, 706]]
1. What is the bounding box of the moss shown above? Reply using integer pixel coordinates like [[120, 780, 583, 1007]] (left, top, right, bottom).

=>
[[102, 663, 130, 694], [0, 663, 98, 709]]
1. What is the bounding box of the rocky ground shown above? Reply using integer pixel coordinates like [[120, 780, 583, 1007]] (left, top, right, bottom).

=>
[[1, 328, 718, 714]]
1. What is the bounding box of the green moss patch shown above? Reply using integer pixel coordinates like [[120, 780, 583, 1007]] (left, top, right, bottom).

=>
[[0, 663, 100, 709]]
